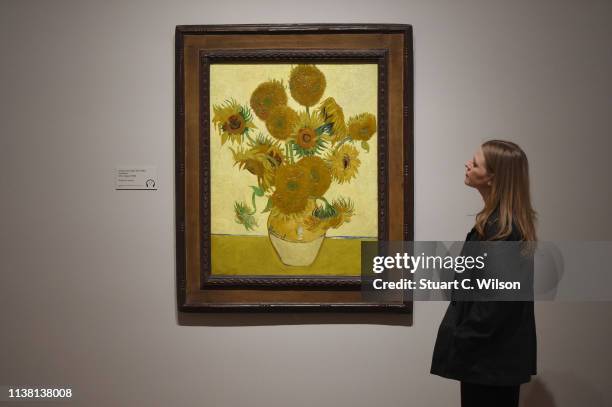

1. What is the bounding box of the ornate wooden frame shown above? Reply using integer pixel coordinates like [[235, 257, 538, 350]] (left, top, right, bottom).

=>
[[176, 24, 413, 312]]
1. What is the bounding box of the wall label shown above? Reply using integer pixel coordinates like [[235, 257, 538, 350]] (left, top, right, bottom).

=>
[[115, 166, 157, 190]]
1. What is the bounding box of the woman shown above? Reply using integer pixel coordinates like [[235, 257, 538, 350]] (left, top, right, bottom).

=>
[[430, 140, 537, 407]]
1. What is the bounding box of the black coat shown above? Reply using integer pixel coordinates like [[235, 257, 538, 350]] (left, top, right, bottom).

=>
[[430, 217, 537, 385]]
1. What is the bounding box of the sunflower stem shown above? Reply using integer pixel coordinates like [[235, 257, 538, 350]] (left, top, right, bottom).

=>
[[334, 137, 352, 151], [318, 197, 332, 208], [289, 141, 295, 164], [250, 191, 257, 214]]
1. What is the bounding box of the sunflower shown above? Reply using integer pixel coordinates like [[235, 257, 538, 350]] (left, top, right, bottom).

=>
[[231, 135, 284, 191], [297, 156, 332, 197], [290, 111, 327, 157], [326, 144, 361, 184], [265, 144, 284, 167], [289, 65, 326, 107], [305, 197, 354, 231], [265, 105, 299, 141], [328, 197, 355, 229], [271, 163, 310, 214], [234, 201, 258, 231], [212, 99, 256, 145], [316, 97, 347, 143], [249, 79, 288, 121], [304, 203, 335, 232], [347, 112, 377, 142], [268, 199, 322, 241], [296, 127, 317, 149], [249, 133, 285, 166]]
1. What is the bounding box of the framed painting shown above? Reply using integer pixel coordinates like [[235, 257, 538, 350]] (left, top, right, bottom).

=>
[[176, 24, 413, 311]]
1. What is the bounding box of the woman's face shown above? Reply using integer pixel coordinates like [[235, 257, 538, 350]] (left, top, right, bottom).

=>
[[465, 147, 493, 190]]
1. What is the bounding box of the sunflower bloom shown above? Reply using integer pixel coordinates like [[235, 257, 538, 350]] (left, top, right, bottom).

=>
[[305, 203, 335, 232], [347, 112, 377, 141], [328, 197, 355, 229], [306, 197, 354, 231], [268, 198, 321, 240], [271, 164, 310, 214], [297, 156, 332, 197], [289, 65, 326, 107], [303, 213, 323, 231], [291, 111, 327, 157], [250, 79, 288, 121], [316, 97, 347, 142], [266, 105, 299, 141], [231, 135, 284, 191], [327, 144, 361, 184], [296, 128, 317, 149], [249, 134, 285, 166], [265, 144, 284, 167], [234, 201, 258, 231], [212, 99, 256, 145]]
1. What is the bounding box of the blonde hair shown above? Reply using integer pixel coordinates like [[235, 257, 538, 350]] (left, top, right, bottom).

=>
[[475, 140, 537, 241]]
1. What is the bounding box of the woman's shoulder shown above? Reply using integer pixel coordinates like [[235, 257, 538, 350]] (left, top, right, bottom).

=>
[[484, 209, 523, 241]]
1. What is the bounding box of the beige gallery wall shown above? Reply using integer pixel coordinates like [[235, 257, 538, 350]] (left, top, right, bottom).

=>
[[1, 0, 611, 406]]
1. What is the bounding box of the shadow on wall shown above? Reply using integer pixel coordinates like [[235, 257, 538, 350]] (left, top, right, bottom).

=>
[[521, 372, 608, 407]]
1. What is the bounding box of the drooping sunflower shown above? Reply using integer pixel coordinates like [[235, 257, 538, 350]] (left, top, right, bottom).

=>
[[297, 156, 332, 197], [289, 65, 326, 107], [249, 133, 285, 166], [328, 197, 355, 229], [326, 144, 361, 184], [291, 111, 327, 158], [231, 146, 272, 191], [316, 97, 347, 143], [305, 203, 336, 232], [271, 163, 311, 214], [249, 79, 288, 121], [265, 105, 299, 141], [347, 112, 377, 141], [212, 99, 256, 145], [234, 201, 258, 231], [305, 197, 354, 231], [230, 135, 285, 191]]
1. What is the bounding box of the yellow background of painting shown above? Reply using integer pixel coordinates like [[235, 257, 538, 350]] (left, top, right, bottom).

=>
[[210, 64, 378, 238]]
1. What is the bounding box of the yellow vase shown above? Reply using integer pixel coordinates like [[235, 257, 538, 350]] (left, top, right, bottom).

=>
[[267, 200, 326, 267]]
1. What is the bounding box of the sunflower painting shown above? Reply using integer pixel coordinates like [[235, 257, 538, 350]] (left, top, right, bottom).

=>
[[209, 63, 378, 276]]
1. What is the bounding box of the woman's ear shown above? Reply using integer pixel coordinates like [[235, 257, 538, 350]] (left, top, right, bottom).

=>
[[486, 173, 494, 186]]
